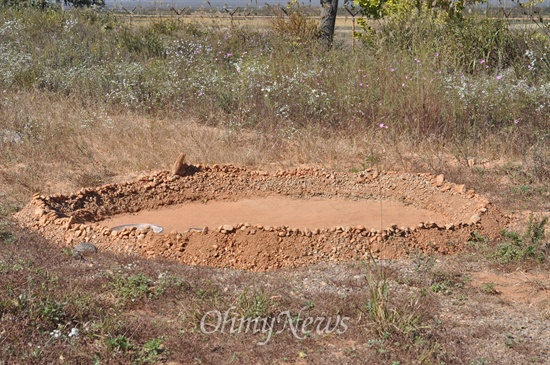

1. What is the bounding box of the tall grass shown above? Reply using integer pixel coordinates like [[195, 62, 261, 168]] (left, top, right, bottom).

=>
[[0, 7, 548, 200]]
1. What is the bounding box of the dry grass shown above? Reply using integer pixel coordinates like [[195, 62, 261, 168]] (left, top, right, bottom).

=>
[[1, 90, 547, 212]]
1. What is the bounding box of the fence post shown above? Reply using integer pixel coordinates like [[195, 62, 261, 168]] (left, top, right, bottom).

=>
[[344, 6, 360, 52]]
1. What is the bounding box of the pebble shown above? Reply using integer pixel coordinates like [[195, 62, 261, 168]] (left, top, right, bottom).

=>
[[221, 224, 235, 233]]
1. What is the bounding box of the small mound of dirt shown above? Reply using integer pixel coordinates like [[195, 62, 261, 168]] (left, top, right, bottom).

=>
[[15, 164, 505, 271]]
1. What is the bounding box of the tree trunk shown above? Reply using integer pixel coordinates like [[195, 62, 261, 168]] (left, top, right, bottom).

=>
[[319, 0, 339, 47]]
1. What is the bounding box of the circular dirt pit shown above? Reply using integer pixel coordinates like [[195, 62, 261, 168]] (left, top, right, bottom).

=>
[[15, 164, 501, 271], [102, 196, 448, 234]]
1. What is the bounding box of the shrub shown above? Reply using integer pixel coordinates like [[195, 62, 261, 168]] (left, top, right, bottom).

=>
[[270, 1, 319, 45], [493, 215, 548, 263]]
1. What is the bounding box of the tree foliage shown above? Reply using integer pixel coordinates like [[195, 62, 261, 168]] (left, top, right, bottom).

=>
[[355, 0, 487, 20], [65, 0, 105, 8]]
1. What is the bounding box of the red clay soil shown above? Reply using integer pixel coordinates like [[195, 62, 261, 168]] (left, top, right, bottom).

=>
[[14, 164, 507, 271], [102, 196, 448, 233]]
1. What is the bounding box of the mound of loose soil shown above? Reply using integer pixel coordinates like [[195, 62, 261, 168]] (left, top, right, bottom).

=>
[[15, 164, 506, 271]]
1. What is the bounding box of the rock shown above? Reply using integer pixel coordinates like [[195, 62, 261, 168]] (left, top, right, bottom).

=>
[[39, 215, 49, 226], [435, 174, 445, 187], [470, 215, 481, 224], [73, 242, 98, 261], [221, 224, 235, 233], [454, 184, 466, 194], [171, 152, 187, 176], [74, 242, 99, 254], [64, 216, 74, 230]]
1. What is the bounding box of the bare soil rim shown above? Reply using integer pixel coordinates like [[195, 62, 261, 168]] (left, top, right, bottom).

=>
[[14, 164, 506, 271]]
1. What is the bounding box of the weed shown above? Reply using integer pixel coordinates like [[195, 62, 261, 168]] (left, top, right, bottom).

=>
[[470, 358, 489, 365], [430, 282, 452, 295], [39, 299, 66, 324], [236, 288, 272, 318], [138, 336, 166, 364], [106, 334, 132, 352], [270, 0, 319, 44], [430, 271, 466, 295], [493, 239, 523, 264], [111, 273, 152, 301], [468, 231, 489, 245], [510, 185, 548, 196], [481, 282, 500, 295], [525, 215, 548, 248], [0, 221, 16, 245], [412, 252, 436, 273], [194, 284, 222, 304], [0, 202, 19, 217], [362, 253, 425, 337], [504, 334, 516, 349], [493, 215, 548, 263], [153, 271, 189, 298]]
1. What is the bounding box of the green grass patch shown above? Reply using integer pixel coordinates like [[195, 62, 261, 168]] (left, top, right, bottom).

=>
[[493, 215, 548, 264], [110, 273, 152, 301], [481, 282, 500, 295], [237, 288, 273, 319], [361, 254, 425, 338]]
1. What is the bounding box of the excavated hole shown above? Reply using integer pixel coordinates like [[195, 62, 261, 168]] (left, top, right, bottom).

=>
[[101, 196, 447, 233], [15, 164, 496, 271]]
